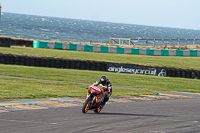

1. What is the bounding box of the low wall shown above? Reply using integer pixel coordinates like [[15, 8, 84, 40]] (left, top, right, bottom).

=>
[[0, 36, 33, 47], [33, 41, 200, 56], [0, 53, 199, 79], [0, 37, 12, 47], [11, 39, 33, 47]]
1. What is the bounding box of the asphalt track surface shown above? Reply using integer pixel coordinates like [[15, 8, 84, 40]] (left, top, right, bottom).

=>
[[0, 75, 200, 133]]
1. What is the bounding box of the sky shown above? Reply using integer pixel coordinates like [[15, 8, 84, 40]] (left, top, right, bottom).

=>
[[0, 0, 200, 30]]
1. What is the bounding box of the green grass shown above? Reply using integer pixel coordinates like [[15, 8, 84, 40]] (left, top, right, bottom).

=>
[[0, 46, 200, 70], [0, 78, 87, 99], [0, 46, 200, 101], [0, 64, 200, 93], [0, 77, 157, 101], [112, 88, 156, 96]]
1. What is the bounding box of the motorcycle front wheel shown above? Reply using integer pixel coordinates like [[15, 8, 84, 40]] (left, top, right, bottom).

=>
[[82, 98, 92, 113]]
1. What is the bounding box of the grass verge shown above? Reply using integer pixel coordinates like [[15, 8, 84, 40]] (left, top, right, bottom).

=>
[[0, 77, 157, 101], [0, 64, 200, 94], [0, 46, 200, 70]]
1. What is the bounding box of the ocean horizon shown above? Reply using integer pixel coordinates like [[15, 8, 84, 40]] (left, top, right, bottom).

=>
[[1, 12, 200, 46]]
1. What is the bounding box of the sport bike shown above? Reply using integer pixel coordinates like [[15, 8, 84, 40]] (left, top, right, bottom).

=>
[[82, 83, 106, 113]]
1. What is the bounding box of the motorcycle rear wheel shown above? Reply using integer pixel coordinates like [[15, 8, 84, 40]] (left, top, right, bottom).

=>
[[94, 105, 102, 113], [82, 98, 92, 113]]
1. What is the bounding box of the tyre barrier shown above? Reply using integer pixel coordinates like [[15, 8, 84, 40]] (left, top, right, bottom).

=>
[[0, 37, 33, 47], [0, 37, 12, 47], [0, 53, 199, 79], [11, 39, 33, 47]]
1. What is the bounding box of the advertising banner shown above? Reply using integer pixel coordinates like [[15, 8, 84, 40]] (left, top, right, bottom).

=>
[[107, 64, 167, 77]]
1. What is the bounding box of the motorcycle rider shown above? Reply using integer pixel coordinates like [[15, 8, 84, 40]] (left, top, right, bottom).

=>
[[94, 75, 112, 108]]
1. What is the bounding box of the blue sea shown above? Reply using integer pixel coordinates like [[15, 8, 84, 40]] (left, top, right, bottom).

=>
[[1, 12, 200, 46]]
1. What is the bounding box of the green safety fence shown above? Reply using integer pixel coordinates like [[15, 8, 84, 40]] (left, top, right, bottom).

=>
[[132, 48, 139, 54], [161, 49, 169, 56], [100, 46, 109, 53], [33, 41, 200, 57], [84, 45, 93, 52]]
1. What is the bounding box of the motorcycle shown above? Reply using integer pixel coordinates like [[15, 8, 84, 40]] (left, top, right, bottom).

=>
[[82, 83, 106, 113]]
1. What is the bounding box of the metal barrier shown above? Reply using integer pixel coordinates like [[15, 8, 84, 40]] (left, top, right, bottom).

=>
[[109, 38, 200, 47]]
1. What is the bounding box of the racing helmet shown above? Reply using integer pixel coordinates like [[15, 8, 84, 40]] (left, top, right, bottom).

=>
[[100, 75, 107, 85]]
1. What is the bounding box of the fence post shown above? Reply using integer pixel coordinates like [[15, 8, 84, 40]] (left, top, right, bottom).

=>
[[119, 38, 121, 45], [170, 39, 172, 46], [178, 39, 180, 46], [193, 39, 195, 45], [185, 39, 187, 46], [112, 38, 114, 44], [146, 39, 148, 46], [161, 39, 163, 46], [0, 4, 2, 23], [153, 39, 155, 47], [138, 39, 140, 46], [129, 39, 131, 45], [109, 37, 111, 44]]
